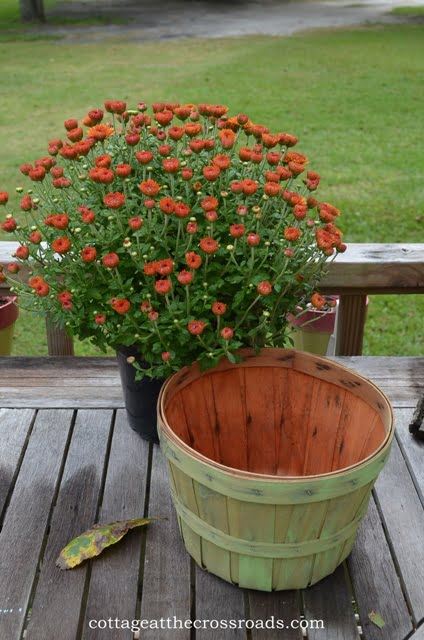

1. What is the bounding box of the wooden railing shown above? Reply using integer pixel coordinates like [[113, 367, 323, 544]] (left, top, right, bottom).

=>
[[1, 241, 423, 356]]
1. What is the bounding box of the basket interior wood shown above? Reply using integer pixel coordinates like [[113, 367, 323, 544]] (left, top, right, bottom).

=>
[[164, 366, 388, 476]]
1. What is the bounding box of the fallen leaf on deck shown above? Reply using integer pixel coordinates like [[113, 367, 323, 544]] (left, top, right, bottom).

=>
[[56, 517, 160, 570], [368, 611, 385, 628]]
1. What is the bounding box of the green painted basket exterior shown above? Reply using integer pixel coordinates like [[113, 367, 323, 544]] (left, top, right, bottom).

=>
[[158, 348, 394, 591]]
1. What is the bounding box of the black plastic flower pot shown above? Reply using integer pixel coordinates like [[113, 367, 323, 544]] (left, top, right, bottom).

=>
[[116, 345, 164, 444]]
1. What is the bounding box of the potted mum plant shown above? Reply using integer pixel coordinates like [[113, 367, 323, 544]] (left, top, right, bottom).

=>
[[1, 100, 346, 442], [0, 290, 19, 356], [287, 294, 339, 356]]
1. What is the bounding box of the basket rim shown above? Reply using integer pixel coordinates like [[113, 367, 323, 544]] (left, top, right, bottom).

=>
[[158, 348, 395, 483]]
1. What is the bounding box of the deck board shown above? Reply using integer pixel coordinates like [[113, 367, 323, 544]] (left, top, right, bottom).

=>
[[373, 439, 424, 624], [25, 410, 113, 640], [140, 446, 191, 640], [303, 566, 360, 640], [347, 497, 413, 640], [0, 408, 35, 516], [81, 410, 150, 640], [0, 356, 423, 409], [0, 356, 423, 639], [0, 409, 74, 639]]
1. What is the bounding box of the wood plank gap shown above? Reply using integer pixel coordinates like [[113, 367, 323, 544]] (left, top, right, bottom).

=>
[[244, 590, 252, 640], [404, 621, 424, 640], [343, 561, 366, 639], [299, 589, 310, 639], [19, 409, 79, 640], [371, 488, 416, 627], [394, 429, 424, 509], [0, 409, 38, 532], [134, 442, 154, 620], [75, 409, 117, 640], [190, 558, 196, 640]]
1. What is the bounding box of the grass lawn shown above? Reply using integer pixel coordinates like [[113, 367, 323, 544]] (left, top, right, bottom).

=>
[[0, 0, 124, 33], [1, 24, 423, 356], [390, 6, 424, 15]]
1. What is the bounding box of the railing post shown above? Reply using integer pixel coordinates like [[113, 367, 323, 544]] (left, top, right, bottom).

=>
[[45, 316, 74, 356], [335, 294, 368, 356]]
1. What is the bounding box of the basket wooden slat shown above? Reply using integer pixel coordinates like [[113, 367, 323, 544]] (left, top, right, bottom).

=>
[[158, 348, 394, 591]]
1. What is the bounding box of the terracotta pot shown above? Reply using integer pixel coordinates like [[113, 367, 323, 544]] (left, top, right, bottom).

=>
[[0, 296, 19, 356], [158, 348, 393, 591]]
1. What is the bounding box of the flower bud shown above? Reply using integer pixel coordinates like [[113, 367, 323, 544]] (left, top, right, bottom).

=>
[[16, 187, 23, 193], [226, 245, 234, 251]]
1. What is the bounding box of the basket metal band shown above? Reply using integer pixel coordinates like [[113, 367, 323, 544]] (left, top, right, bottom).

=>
[[171, 490, 367, 559]]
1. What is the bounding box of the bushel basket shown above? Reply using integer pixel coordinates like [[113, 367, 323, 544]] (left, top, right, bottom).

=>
[[158, 348, 393, 591]]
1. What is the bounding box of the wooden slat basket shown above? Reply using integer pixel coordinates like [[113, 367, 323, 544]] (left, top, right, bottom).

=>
[[158, 348, 394, 591]]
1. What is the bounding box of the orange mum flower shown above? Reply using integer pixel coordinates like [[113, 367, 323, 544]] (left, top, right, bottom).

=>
[[15, 246, 29, 260], [203, 166, 220, 181], [257, 281, 272, 296], [283, 151, 308, 166], [113, 298, 131, 314], [159, 197, 175, 215], [311, 293, 326, 309], [82, 247, 97, 263], [199, 237, 219, 254], [185, 251, 202, 269], [212, 154, 231, 170], [284, 227, 302, 242], [157, 259, 174, 276], [264, 182, 281, 197], [139, 179, 160, 197], [184, 123, 202, 137], [144, 261, 158, 276], [177, 270, 193, 285], [242, 179, 258, 196], [103, 192, 125, 209], [212, 302, 226, 316], [162, 158, 180, 173], [104, 100, 127, 114], [155, 279, 172, 295], [218, 128, 236, 149], [87, 124, 115, 140], [201, 196, 218, 212], [188, 320, 206, 336], [102, 253, 119, 268], [51, 237, 71, 254]]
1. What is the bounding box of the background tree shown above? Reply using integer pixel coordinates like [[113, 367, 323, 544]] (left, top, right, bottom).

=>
[[19, 0, 45, 22]]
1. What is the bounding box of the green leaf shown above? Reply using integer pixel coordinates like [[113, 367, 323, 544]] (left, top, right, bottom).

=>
[[56, 517, 159, 570], [226, 351, 237, 364], [368, 611, 385, 628]]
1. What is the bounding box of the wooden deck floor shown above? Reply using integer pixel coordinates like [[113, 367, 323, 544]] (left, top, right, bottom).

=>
[[0, 356, 423, 640]]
